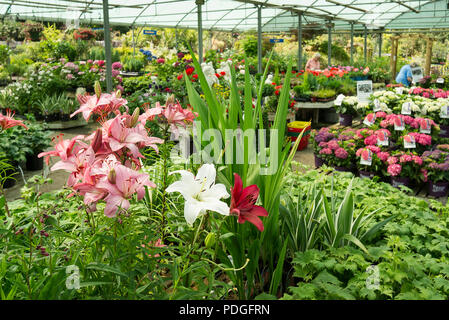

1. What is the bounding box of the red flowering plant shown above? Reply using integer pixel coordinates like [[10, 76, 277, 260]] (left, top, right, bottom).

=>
[[73, 28, 97, 41]]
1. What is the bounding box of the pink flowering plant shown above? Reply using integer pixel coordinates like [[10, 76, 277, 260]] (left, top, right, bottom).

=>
[[39, 82, 164, 218], [355, 147, 388, 175], [383, 151, 425, 183]]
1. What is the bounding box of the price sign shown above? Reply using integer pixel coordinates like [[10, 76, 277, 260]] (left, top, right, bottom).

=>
[[373, 99, 381, 112], [401, 102, 412, 115], [360, 149, 373, 166], [403, 135, 416, 149]]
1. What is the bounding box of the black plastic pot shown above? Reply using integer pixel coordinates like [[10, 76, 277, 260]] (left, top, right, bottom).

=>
[[26, 152, 44, 171]]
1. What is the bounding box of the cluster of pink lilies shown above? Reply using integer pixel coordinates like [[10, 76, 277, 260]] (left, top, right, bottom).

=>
[[38, 83, 196, 217]]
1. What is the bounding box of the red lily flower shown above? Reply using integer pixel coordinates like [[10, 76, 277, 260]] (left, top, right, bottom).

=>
[[230, 173, 268, 232]]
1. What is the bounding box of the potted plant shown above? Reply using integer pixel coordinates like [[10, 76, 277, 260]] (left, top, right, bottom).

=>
[[293, 85, 310, 102], [334, 96, 358, 126], [23, 21, 43, 41], [0, 154, 18, 189], [422, 146, 449, 197], [311, 89, 336, 102], [311, 127, 336, 167], [355, 147, 387, 179], [23, 120, 52, 171], [319, 139, 355, 173], [384, 151, 424, 189], [0, 125, 31, 187]]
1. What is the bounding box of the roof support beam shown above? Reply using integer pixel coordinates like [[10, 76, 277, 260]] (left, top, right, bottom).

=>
[[391, 0, 420, 13], [325, 0, 369, 13], [257, 4, 262, 74], [298, 13, 302, 71], [197, 0, 204, 63]]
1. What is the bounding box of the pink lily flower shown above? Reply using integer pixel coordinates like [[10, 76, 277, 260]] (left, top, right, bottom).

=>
[[97, 164, 156, 217], [0, 109, 28, 131]]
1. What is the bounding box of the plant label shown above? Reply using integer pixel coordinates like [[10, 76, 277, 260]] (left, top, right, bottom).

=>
[[403, 135, 416, 149], [395, 87, 404, 94], [419, 119, 431, 134], [363, 113, 376, 127], [377, 131, 389, 146], [334, 94, 345, 106], [401, 102, 412, 115], [394, 117, 405, 131], [373, 99, 381, 112], [437, 78, 445, 84], [360, 149, 373, 166], [357, 80, 373, 103], [440, 105, 449, 119], [411, 67, 424, 83]]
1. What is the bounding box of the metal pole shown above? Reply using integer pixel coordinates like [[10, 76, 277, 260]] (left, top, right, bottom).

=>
[[378, 31, 382, 58], [132, 27, 135, 57], [175, 28, 178, 51], [350, 22, 354, 65], [196, 0, 204, 63], [257, 5, 262, 74], [327, 21, 332, 67], [102, 0, 112, 93], [364, 25, 367, 64], [298, 13, 302, 71]]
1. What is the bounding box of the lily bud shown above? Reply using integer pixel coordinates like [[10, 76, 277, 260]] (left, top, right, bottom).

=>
[[165, 94, 175, 106], [108, 169, 116, 184], [129, 108, 140, 127], [91, 129, 102, 152], [115, 89, 122, 98], [204, 232, 216, 249], [94, 81, 102, 98]]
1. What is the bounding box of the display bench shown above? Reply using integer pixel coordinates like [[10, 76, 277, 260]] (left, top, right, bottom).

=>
[[295, 101, 335, 124]]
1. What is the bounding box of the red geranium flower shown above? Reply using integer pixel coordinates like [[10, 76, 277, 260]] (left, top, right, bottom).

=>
[[186, 67, 195, 75], [177, 74, 183, 80], [192, 74, 198, 79], [230, 173, 268, 232], [275, 90, 280, 95], [220, 71, 226, 76]]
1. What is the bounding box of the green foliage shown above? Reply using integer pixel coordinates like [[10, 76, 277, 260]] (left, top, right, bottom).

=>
[[319, 41, 349, 64], [242, 36, 258, 57], [282, 168, 449, 300], [123, 56, 145, 72]]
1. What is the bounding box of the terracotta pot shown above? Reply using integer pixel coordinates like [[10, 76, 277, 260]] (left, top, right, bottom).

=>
[[428, 181, 449, 197], [338, 113, 353, 126], [359, 170, 375, 179], [314, 154, 324, 168], [391, 176, 412, 189]]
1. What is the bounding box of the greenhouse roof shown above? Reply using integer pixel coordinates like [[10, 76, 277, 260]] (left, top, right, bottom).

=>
[[2, 0, 449, 32]]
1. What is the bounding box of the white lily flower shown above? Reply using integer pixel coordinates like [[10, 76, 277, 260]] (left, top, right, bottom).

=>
[[166, 164, 230, 226]]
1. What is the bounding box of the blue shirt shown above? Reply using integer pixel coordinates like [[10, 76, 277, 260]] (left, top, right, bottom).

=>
[[396, 64, 412, 86]]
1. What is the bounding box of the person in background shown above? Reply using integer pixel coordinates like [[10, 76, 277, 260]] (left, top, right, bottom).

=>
[[396, 61, 418, 87], [305, 53, 321, 71]]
